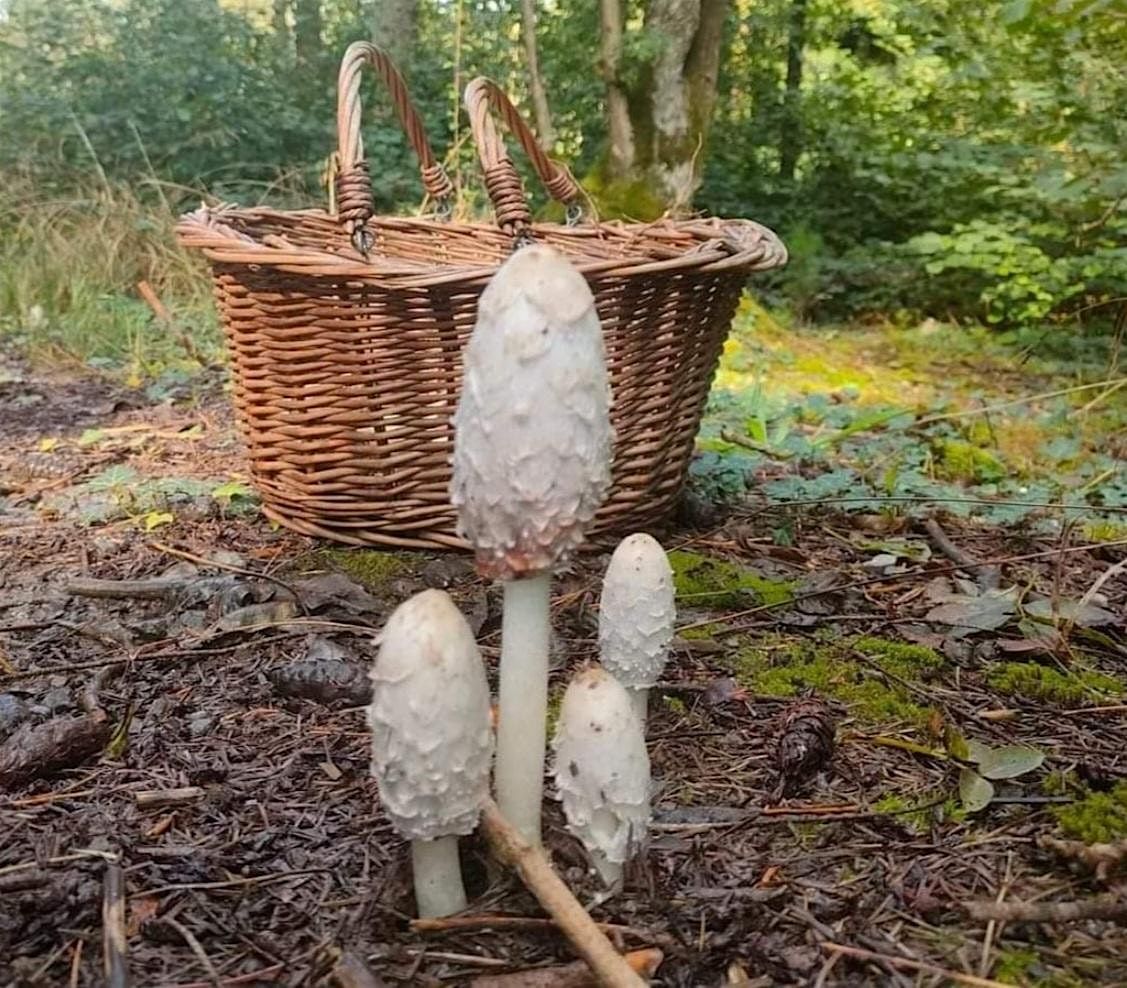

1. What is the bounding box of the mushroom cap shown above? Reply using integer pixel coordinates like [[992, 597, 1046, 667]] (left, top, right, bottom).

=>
[[552, 666, 651, 867], [598, 533, 675, 690], [368, 589, 494, 841], [451, 244, 613, 581]]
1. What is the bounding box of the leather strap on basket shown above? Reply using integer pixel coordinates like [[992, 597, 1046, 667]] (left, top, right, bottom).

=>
[[464, 77, 582, 241], [337, 41, 453, 252]]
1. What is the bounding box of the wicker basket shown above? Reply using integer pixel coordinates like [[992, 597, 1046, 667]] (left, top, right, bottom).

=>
[[176, 43, 786, 549]]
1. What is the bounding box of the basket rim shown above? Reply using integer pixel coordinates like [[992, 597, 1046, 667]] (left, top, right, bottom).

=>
[[175, 205, 788, 287]]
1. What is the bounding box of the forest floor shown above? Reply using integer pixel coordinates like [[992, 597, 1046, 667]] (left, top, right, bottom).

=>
[[1, 313, 1125, 988]]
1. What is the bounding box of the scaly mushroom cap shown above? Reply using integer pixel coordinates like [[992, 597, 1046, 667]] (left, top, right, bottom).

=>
[[598, 533, 675, 690], [451, 244, 613, 581], [552, 666, 651, 868], [368, 589, 494, 841]]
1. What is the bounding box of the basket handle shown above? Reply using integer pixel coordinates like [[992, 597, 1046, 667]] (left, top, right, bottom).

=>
[[464, 77, 583, 239], [336, 41, 453, 251]]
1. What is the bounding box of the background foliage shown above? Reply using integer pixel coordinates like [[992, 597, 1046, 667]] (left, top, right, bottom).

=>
[[0, 0, 1123, 342]]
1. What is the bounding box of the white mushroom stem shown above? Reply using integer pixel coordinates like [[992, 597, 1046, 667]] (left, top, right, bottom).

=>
[[494, 573, 552, 844], [626, 688, 648, 727], [411, 837, 467, 919]]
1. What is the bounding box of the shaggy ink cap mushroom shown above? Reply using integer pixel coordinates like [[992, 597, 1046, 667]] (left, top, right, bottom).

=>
[[368, 589, 494, 916], [451, 243, 613, 581], [598, 533, 676, 692], [553, 666, 651, 888]]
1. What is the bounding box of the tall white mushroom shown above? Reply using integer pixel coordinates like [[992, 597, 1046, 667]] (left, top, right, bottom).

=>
[[367, 589, 494, 917], [598, 533, 676, 724], [552, 666, 651, 890], [452, 243, 613, 846]]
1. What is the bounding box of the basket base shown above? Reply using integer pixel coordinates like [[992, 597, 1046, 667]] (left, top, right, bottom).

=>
[[259, 499, 680, 552]]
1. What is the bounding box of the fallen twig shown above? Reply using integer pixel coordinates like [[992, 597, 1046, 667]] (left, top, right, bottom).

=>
[[164, 915, 221, 987], [479, 798, 647, 988], [134, 787, 205, 809], [469, 949, 663, 987], [923, 517, 1000, 590], [102, 860, 129, 988], [149, 542, 309, 615], [821, 942, 1012, 988], [964, 894, 1127, 923], [65, 576, 188, 600]]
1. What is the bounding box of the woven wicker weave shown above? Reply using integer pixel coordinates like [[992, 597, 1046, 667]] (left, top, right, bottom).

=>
[[176, 43, 786, 549]]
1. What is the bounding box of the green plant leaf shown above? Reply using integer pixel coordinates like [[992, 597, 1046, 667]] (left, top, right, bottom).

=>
[[976, 745, 1045, 780], [966, 739, 994, 764], [141, 510, 174, 531], [959, 768, 996, 812], [211, 481, 253, 501]]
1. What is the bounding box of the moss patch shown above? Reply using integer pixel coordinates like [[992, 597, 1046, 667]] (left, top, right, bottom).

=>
[[730, 635, 938, 727], [872, 793, 937, 834], [678, 622, 724, 641], [314, 549, 416, 589], [668, 550, 796, 608], [1053, 782, 1127, 843], [986, 661, 1122, 704], [852, 636, 944, 679], [933, 438, 1006, 483], [1083, 519, 1127, 543], [993, 948, 1039, 986]]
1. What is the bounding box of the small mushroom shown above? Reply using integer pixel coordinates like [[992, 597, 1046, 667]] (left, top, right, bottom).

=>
[[367, 589, 494, 917], [552, 666, 651, 890], [598, 533, 676, 724], [452, 243, 613, 845]]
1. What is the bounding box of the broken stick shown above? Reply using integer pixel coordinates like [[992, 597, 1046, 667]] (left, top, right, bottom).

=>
[[922, 517, 1000, 590], [479, 799, 648, 988], [134, 787, 205, 809], [102, 860, 129, 988], [964, 894, 1127, 923]]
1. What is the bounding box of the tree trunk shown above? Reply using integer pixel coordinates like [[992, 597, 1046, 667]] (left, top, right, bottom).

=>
[[779, 0, 807, 182], [294, 0, 322, 70], [596, 0, 729, 216], [372, 0, 420, 63], [519, 0, 555, 150], [273, 0, 292, 64], [598, 0, 636, 178]]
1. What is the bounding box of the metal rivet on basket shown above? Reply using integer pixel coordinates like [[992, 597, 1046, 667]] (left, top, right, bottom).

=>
[[351, 227, 375, 256]]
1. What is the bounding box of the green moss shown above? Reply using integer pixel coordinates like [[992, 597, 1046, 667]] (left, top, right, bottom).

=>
[[853, 636, 944, 679], [1053, 782, 1127, 843], [678, 622, 723, 641], [934, 438, 1006, 483], [668, 550, 796, 608], [663, 696, 687, 715], [1041, 769, 1079, 797], [1082, 519, 1127, 543], [581, 168, 666, 221], [986, 662, 1122, 704], [994, 948, 1039, 986], [316, 548, 416, 589], [730, 636, 936, 727], [872, 793, 936, 834]]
